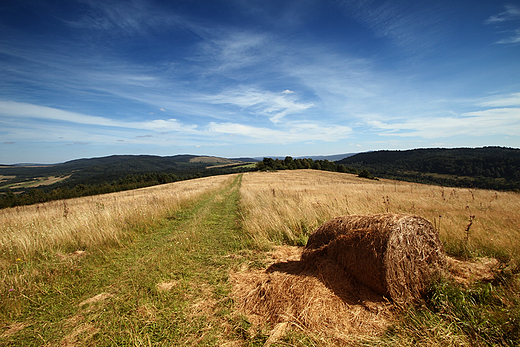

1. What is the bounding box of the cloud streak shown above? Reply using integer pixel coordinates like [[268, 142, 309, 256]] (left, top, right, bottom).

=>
[[485, 5, 520, 44], [206, 88, 314, 124], [208, 121, 352, 144], [485, 5, 520, 24], [0, 100, 349, 146], [367, 107, 520, 138]]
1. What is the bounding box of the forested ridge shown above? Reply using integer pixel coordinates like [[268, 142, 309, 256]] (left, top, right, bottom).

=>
[[337, 147, 520, 191]]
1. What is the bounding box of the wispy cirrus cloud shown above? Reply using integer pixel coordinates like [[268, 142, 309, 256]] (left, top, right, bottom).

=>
[[485, 5, 520, 44], [496, 29, 520, 44], [0, 101, 198, 133], [336, 0, 447, 51], [485, 4, 520, 24], [0, 100, 349, 146], [208, 121, 351, 144], [2, 0, 519, 163], [205, 88, 314, 124], [366, 105, 520, 139], [476, 92, 520, 108], [66, 0, 189, 35]]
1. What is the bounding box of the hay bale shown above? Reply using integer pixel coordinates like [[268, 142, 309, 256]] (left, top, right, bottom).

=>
[[301, 214, 446, 306]]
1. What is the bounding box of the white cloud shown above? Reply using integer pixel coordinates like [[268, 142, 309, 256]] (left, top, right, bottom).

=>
[[366, 107, 520, 138], [0, 101, 198, 134], [208, 121, 351, 144], [282, 89, 294, 94], [66, 0, 189, 36], [485, 5, 520, 24], [206, 88, 314, 124], [0, 100, 350, 146], [485, 5, 520, 44], [477, 92, 520, 107], [337, 0, 447, 51], [496, 29, 520, 44], [0, 101, 119, 127], [138, 119, 198, 133]]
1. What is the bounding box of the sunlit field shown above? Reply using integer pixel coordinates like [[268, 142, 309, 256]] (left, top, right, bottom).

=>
[[1, 170, 520, 346], [4, 169, 518, 265], [240, 170, 520, 261], [0, 174, 232, 262]]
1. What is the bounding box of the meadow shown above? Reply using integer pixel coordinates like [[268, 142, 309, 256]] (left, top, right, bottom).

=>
[[1, 170, 519, 346], [240, 170, 520, 260]]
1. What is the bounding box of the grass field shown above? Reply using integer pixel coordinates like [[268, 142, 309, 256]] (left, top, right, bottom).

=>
[[0, 175, 71, 190], [1, 170, 519, 346]]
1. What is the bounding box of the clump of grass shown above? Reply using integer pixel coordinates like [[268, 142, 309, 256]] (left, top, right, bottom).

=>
[[380, 274, 520, 347], [428, 280, 520, 345]]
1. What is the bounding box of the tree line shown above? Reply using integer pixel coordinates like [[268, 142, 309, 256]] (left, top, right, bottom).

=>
[[254, 156, 374, 178]]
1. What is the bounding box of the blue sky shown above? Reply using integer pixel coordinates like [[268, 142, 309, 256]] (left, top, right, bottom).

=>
[[1, 0, 519, 164]]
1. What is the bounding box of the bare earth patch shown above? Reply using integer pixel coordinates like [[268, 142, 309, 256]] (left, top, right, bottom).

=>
[[57, 322, 99, 347], [56, 250, 87, 261], [157, 280, 178, 291]]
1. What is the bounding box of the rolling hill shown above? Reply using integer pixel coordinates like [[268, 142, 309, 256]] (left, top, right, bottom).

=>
[[0, 155, 255, 207], [337, 147, 520, 190]]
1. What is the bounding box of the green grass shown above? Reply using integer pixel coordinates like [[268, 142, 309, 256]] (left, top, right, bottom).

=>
[[376, 270, 520, 347], [0, 174, 270, 346]]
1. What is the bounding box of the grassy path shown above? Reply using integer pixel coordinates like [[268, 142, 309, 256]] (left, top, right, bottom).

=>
[[4, 174, 262, 346]]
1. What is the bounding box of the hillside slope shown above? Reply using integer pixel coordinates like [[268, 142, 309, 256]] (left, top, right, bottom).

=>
[[337, 147, 520, 190], [0, 155, 249, 186], [0, 155, 254, 207]]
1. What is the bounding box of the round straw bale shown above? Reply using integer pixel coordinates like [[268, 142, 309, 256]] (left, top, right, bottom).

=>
[[301, 214, 446, 306]]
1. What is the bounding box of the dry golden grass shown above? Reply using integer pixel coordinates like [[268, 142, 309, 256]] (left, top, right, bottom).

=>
[[0, 170, 520, 346], [234, 170, 520, 345], [0, 174, 234, 262], [239, 170, 520, 260], [7, 175, 71, 189]]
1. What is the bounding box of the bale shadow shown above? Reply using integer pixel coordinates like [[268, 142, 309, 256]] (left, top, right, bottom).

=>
[[266, 259, 389, 306]]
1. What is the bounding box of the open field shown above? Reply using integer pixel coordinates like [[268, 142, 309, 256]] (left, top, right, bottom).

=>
[[0, 174, 233, 261], [0, 176, 16, 183], [1, 176, 72, 190], [1, 170, 519, 345], [240, 170, 520, 260]]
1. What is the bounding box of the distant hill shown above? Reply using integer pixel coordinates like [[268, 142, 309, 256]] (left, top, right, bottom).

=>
[[337, 147, 520, 191], [300, 153, 356, 161], [0, 155, 253, 194], [230, 157, 260, 162], [188, 156, 239, 164]]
